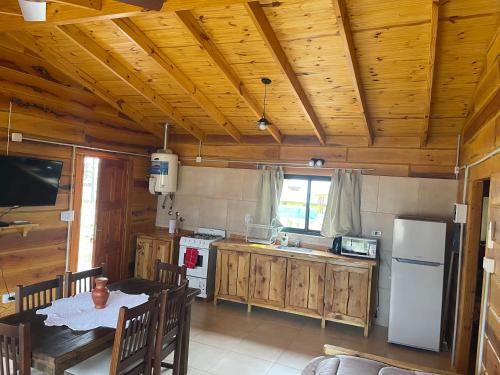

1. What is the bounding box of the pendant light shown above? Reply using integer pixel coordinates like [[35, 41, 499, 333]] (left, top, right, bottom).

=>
[[257, 77, 272, 131]]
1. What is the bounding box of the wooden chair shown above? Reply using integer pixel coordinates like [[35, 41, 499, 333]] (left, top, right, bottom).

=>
[[15, 276, 63, 313], [153, 281, 188, 375], [64, 298, 160, 375], [0, 322, 30, 375], [153, 260, 187, 286], [63, 264, 105, 297]]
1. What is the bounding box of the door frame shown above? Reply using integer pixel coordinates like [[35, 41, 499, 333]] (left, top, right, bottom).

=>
[[455, 153, 500, 373], [69, 150, 133, 280]]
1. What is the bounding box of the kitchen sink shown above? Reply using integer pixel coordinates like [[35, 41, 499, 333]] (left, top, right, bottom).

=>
[[275, 245, 313, 254]]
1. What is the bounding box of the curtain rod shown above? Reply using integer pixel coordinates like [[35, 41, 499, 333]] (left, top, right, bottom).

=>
[[180, 156, 375, 172]]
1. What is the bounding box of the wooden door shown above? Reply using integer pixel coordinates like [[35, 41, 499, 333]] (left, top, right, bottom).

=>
[[93, 158, 129, 282], [134, 237, 154, 279], [249, 254, 287, 308], [285, 259, 325, 316], [478, 174, 500, 374], [324, 264, 369, 325], [215, 249, 250, 302], [153, 240, 172, 263]]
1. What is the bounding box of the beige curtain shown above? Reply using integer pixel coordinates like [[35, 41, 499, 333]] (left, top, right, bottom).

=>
[[321, 170, 362, 237], [254, 166, 284, 225]]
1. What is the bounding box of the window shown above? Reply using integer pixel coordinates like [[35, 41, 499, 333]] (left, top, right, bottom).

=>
[[278, 175, 331, 235]]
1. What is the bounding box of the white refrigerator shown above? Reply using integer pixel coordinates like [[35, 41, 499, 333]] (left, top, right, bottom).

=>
[[388, 217, 447, 351]]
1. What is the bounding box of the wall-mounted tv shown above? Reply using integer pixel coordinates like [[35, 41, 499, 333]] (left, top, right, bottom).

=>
[[0, 155, 63, 207]]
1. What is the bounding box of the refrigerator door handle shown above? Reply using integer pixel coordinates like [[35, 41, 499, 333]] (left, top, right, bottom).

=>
[[394, 257, 442, 267]]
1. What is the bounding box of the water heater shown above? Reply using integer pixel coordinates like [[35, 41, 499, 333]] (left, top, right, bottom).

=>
[[149, 151, 178, 195], [149, 124, 179, 195]]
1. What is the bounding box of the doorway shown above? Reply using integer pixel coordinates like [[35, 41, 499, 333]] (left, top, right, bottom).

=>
[[468, 179, 490, 374], [70, 151, 130, 282]]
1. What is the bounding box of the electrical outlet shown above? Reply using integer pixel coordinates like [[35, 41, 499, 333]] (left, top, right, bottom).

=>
[[195, 156, 202, 163], [245, 214, 253, 225], [371, 230, 382, 237], [2, 292, 14, 304], [60, 210, 75, 222], [11, 133, 22, 142]]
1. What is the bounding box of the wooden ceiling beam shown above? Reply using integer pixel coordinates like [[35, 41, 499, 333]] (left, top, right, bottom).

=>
[[8, 32, 164, 139], [55, 24, 205, 141], [0, 0, 254, 33], [175, 10, 283, 144], [244, 1, 327, 145], [50, 0, 102, 10], [112, 18, 242, 143], [421, 0, 440, 146], [331, 0, 374, 145]]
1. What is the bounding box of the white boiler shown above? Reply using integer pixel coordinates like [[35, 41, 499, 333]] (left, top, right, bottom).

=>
[[148, 151, 178, 195]]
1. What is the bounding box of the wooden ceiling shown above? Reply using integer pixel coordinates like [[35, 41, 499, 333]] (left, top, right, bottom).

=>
[[0, 0, 498, 148]]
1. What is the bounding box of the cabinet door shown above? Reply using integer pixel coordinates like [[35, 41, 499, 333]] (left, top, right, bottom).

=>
[[285, 259, 325, 316], [324, 264, 369, 325], [153, 240, 172, 264], [249, 254, 287, 308], [215, 250, 250, 302], [135, 237, 154, 279]]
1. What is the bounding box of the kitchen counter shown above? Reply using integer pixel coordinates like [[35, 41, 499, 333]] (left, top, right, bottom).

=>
[[213, 238, 378, 336], [213, 238, 377, 268]]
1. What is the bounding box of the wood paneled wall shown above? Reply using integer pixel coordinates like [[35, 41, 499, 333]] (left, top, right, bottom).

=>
[[0, 97, 159, 318], [454, 27, 499, 375]]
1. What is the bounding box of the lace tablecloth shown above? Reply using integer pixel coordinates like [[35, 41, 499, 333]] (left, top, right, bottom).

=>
[[36, 290, 149, 331]]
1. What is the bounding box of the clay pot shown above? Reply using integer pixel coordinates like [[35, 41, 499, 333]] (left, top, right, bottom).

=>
[[91, 277, 110, 309]]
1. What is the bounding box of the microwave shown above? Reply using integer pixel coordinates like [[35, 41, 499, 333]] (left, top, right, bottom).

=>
[[340, 236, 378, 259]]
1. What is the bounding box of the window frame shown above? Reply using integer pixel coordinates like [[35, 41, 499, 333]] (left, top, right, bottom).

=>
[[279, 174, 331, 236]]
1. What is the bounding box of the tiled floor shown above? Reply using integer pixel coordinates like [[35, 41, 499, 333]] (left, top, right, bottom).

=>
[[177, 300, 453, 375]]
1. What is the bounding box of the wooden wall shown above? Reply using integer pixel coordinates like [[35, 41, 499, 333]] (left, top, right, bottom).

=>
[[454, 27, 499, 375], [169, 134, 458, 179], [0, 62, 160, 317]]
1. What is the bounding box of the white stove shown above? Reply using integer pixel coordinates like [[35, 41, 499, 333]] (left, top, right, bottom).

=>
[[179, 228, 225, 299]]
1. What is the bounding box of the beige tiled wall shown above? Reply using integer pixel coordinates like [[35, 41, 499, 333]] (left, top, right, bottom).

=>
[[156, 166, 458, 327]]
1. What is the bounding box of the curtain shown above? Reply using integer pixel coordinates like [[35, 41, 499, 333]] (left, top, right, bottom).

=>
[[254, 166, 284, 225], [321, 170, 362, 237]]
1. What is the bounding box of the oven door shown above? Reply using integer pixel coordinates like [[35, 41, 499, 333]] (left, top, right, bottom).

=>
[[179, 246, 209, 278]]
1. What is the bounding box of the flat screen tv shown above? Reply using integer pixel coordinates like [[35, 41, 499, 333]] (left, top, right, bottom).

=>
[[0, 155, 63, 207]]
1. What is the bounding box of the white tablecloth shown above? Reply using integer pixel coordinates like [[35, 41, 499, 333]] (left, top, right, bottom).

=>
[[36, 291, 149, 331]]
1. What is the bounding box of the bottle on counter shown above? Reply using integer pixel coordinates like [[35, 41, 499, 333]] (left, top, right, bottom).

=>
[[281, 233, 289, 247]]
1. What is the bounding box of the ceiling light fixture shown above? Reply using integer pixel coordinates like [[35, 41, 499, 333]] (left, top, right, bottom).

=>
[[257, 77, 272, 131]]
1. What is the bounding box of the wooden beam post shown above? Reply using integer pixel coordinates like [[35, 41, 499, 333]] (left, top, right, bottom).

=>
[[9, 32, 164, 139], [175, 10, 283, 144], [51, 0, 102, 10], [244, 1, 327, 145], [331, 0, 374, 145], [112, 18, 242, 143], [56, 24, 205, 141], [421, 0, 440, 146]]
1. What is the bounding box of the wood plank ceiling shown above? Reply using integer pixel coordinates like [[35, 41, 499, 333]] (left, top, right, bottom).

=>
[[0, 0, 498, 149]]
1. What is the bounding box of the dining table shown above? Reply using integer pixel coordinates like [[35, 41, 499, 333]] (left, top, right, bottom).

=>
[[0, 278, 200, 375]]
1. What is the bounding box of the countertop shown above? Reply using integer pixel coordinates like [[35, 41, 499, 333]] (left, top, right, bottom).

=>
[[213, 238, 377, 267]]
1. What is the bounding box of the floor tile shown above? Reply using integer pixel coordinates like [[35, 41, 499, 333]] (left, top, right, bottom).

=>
[[266, 363, 302, 375], [210, 351, 273, 375], [187, 342, 226, 372]]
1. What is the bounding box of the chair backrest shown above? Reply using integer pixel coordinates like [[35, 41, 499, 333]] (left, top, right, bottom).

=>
[[153, 260, 186, 286], [15, 276, 63, 313], [154, 281, 188, 367], [109, 298, 159, 375], [64, 265, 105, 297], [0, 323, 30, 375]]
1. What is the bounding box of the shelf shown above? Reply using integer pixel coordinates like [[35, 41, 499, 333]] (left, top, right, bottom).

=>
[[0, 224, 39, 237]]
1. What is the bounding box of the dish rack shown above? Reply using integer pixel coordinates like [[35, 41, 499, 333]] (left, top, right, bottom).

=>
[[246, 218, 283, 245]]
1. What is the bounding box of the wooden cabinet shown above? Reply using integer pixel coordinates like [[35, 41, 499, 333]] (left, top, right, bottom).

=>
[[285, 259, 325, 317], [324, 264, 371, 330], [249, 254, 287, 308], [214, 242, 376, 335], [134, 230, 187, 280], [215, 249, 250, 302]]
